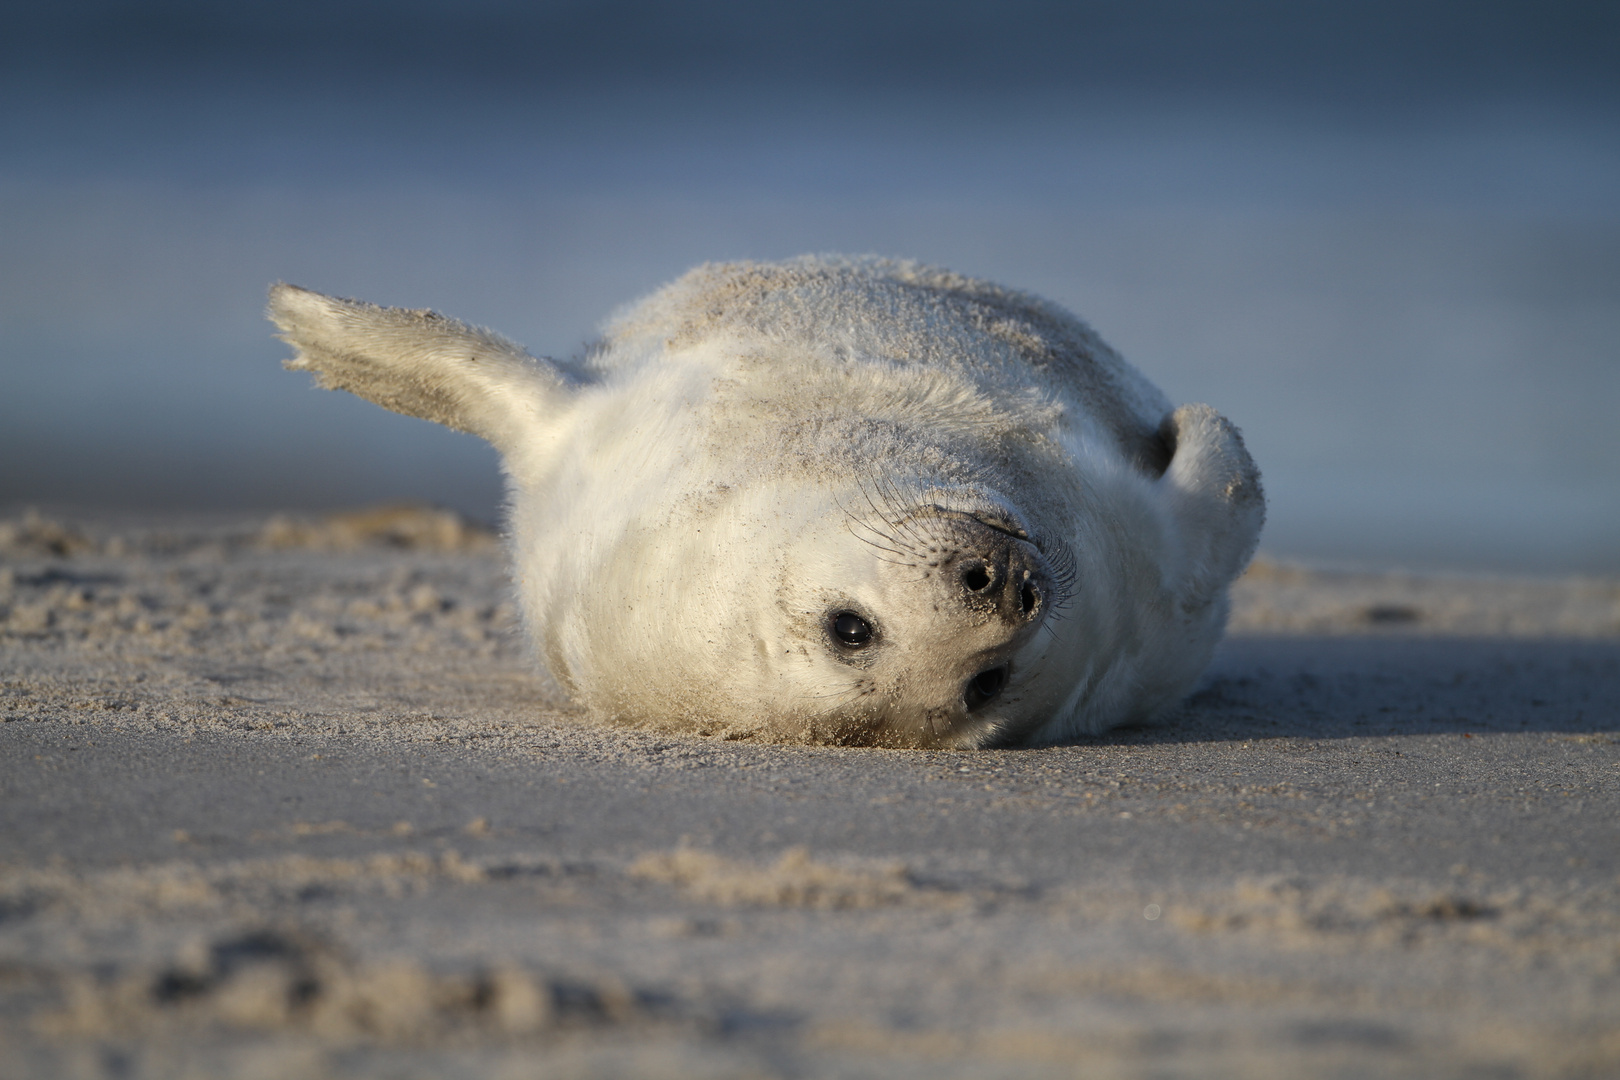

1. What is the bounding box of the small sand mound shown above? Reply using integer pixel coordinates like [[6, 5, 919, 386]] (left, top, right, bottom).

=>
[[0, 510, 94, 558], [259, 505, 497, 553], [35, 927, 648, 1042], [630, 847, 930, 909]]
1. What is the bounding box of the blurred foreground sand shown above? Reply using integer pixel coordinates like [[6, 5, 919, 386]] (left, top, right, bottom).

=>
[[2, 509, 1617, 1079]]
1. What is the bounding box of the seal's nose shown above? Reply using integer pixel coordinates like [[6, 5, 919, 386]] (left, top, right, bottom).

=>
[[956, 540, 1047, 625]]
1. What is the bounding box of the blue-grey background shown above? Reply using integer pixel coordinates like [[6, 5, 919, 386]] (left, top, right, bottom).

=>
[[3, 0, 1617, 573]]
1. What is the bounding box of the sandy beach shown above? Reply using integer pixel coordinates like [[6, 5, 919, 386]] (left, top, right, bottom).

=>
[[2, 506, 1617, 1079]]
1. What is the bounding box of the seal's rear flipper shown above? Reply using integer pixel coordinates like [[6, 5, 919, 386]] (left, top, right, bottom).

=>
[[268, 283, 578, 457]]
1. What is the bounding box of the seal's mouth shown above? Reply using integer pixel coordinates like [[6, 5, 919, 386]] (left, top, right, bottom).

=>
[[964, 663, 1010, 711]]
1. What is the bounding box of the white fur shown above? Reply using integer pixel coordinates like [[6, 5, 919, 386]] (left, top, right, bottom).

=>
[[269, 256, 1263, 747]]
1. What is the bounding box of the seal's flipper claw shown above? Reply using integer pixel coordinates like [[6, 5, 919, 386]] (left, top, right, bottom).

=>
[[267, 283, 577, 456]]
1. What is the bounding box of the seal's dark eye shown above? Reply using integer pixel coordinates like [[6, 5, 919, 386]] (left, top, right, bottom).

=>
[[831, 611, 872, 647]]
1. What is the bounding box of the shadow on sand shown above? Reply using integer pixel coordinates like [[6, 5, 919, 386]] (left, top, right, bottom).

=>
[[1072, 633, 1620, 747]]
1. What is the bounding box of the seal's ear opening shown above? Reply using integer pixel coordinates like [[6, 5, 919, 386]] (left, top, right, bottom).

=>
[[1156, 404, 1265, 610]]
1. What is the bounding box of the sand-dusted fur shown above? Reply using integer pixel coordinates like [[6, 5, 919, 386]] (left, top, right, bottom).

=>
[[270, 256, 1263, 747]]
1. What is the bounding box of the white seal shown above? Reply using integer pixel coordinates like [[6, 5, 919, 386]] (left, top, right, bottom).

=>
[[269, 256, 1262, 747]]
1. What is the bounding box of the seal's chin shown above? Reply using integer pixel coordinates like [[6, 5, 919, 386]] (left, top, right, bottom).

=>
[[907, 505, 1031, 543], [899, 487, 1037, 544]]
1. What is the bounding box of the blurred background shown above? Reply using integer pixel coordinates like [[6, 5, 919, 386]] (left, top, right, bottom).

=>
[[2, 0, 1616, 573]]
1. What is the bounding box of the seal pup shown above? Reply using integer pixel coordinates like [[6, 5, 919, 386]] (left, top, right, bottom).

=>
[[269, 256, 1263, 748]]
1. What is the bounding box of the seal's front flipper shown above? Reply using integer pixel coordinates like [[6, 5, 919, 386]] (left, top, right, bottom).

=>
[[1157, 404, 1265, 612], [268, 283, 578, 457]]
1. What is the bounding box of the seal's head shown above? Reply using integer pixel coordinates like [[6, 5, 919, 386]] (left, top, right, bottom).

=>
[[538, 476, 1063, 748], [787, 497, 1060, 747], [270, 256, 1263, 747]]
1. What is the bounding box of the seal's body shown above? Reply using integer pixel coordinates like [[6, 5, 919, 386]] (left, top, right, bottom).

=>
[[270, 256, 1263, 747]]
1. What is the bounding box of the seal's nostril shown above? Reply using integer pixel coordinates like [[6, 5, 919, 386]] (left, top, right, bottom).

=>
[[1021, 582, 1038, 615], [964, 665, 1008, 711], [963, 564, 991, 592]]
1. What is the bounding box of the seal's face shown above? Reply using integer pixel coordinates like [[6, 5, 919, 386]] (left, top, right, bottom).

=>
[[761, 492, 1069, 748], [568, 481, 1069, 748]]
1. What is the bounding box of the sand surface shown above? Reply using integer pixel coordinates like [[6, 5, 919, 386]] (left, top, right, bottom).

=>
[[2, 508, 1617, 1079]]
